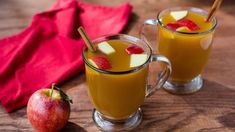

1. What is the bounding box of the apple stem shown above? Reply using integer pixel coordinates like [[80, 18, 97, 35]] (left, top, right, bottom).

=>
[[49, 83, 73, 104], [54, 85, 73, 104], [50, 83, 55, 97]]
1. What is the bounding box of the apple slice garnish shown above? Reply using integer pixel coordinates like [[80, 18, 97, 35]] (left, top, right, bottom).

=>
[[166, 23, 182, 30], [130, 54, 148, 68], [125, 45, 144, 54], [89, 56, 111, 70], [177, 19, 200, 31], [166, 19, 200, 31], [97, 42, 115, 55], [176, 26, 191, 32], [170, 10, 188, 21]]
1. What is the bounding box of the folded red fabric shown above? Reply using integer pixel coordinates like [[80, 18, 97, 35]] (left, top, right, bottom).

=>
[[0, 0, 132, 112]]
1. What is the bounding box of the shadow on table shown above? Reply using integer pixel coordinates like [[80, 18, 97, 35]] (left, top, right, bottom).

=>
[[180, 79, 235, 128], [138, 79, 235, 131], [60, 122, 87, 132]]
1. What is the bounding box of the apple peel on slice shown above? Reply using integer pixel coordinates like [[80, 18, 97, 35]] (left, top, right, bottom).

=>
[[89, 56, 112, 70], [130, 54, 148, 68], [166, 19, 200, 31], [170, 10, 188, 21], [177, 19, 200, 31], [97, 42, 115, 55], [125, 45, 144, 54], [166, 23, 182, 30]]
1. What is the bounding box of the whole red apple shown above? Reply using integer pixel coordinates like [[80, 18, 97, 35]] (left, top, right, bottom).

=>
[[27, 84, 72, 132]]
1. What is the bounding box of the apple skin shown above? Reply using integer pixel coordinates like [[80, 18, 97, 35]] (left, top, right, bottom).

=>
[[27, 88, 70, 132]]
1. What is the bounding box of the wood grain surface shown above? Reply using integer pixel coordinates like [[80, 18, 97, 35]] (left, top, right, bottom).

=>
[[1, 0, 235, 131]]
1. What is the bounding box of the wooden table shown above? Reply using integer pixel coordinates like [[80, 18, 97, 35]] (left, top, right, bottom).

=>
[[1, 0, 235, 131]]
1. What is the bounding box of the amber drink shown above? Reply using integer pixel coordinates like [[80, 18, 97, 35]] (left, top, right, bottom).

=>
[[84, 40, 148, 120], [140, 7, 217, 94], [82, 34, 171, 131]]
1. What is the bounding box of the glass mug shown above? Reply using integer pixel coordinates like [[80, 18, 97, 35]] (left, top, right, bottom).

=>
[[82, 34, 171, 131], [140, 7, 217, 94]]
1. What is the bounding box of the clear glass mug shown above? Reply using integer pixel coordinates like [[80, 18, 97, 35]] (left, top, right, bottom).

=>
[[140, 7, 217, 94], [82, 34, 171, 131]]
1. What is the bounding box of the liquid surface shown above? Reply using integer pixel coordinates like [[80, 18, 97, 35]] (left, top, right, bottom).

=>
[[161, 11, 214, 32], [84, 40, 146, 72]]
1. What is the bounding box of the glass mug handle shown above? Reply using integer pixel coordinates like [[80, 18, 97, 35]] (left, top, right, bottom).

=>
[[146, 54, 171, 97], [139, 19, 172, 97], [139, 19, 158, 49]]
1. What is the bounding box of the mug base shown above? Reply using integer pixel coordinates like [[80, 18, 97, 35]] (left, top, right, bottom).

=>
[[92, 108, 142, 131], [163, 75, 203, 95]]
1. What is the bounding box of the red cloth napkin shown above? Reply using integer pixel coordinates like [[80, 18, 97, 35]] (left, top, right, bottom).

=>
[[0, 0, 132, 112]]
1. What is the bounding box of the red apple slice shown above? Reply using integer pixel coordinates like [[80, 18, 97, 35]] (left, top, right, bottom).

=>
[[177, 19, 200, 31], [166, 19, 200, 31], [166, 23, 182, 30], [125, 45, 144, 54], [89, 56, 111, 70]]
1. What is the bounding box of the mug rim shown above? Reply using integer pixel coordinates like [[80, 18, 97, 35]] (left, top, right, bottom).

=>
[[82, 34, 152, 75], [157, 7, 218, 35]]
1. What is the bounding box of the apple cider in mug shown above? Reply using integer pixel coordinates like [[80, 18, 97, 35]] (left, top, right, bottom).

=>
[[158, 10, 214, 82], [82, 34, 171, 131], [84, 40, 149, 120]]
